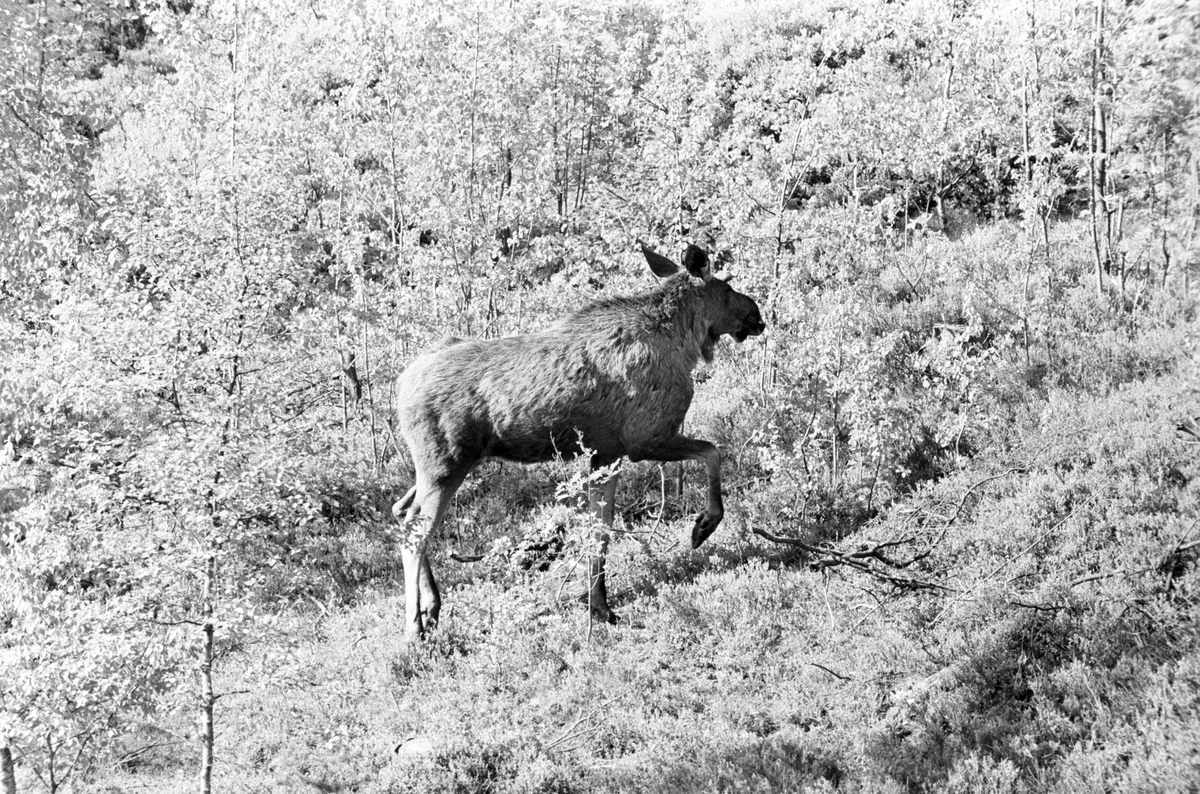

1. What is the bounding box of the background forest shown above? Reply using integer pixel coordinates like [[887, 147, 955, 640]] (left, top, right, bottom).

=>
[[1, 0, 1199, 791]]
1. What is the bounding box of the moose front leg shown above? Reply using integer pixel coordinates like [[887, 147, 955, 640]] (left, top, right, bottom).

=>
[[636, 436, 723, 548], [417, 553, 441, 631], [586, 459, 620, 624]]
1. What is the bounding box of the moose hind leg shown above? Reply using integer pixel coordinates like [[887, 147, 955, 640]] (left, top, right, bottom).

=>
[[586, 460, 620, 625], [398, 477, 461, 641], [394, 487, 424, 641]]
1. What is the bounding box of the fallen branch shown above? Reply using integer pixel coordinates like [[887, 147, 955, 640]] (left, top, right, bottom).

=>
[[1008, 599, 1068, 613], [905, 468, 1023, 564], [752, 527, 954, 593], [810, 663, 852, 681], [946, 468, 1022, 525], [1007, 564, 1159, 612], [752, 469, 1030, 597], [1164, 522, 1200, 597], [545, 688, 631, 754]]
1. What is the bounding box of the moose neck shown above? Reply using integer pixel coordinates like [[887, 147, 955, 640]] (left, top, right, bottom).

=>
[[561, 274, 715, 368], [648, 273, 716, 366]]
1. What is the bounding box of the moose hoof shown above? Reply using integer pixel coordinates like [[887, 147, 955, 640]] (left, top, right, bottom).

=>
[[691, 511, 723, 548]]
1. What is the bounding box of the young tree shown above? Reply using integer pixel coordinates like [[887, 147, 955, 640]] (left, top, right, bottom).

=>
[[1089, 0, 1112, 295]]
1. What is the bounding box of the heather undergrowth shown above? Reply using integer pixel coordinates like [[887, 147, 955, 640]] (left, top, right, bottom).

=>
[[91, 350, 1200, 794], [10, 216, 1198, 793]]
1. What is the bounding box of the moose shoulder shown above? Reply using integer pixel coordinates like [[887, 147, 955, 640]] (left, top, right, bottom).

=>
[[394, 243, 765, 640]]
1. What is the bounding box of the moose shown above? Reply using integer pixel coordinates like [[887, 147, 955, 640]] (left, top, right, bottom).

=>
[[392, 242, 766, 640]]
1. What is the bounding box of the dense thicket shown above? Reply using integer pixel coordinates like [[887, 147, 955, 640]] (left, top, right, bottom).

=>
[[1, 0, 1198, 792]]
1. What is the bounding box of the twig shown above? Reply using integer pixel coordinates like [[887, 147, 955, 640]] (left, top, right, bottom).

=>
[[891, 468, 1022, 568], [1070, 569, 1131, 588], [932, 496, 1093, 624], [599, 183, 631, 206], [3, 100, 49, 144], [1160, 518, 1200, 595], [947, 468, 1021, 524], [545, 688, 631, 753], [114, 740, 186, 769], [810, 663, 852, 681], [1008, 564, 1157, 612], [752, 526, 954, 592], [212, 689, 251, 702], [1008, 599, 1067, 612]]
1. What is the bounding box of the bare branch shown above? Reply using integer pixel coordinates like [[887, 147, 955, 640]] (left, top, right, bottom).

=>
[[751, 527, 954, 592], [947, 468, 1022, 524], [3, 100, 49, 144], [545, 688, 631, 753], [810, 663, 852, 681], [1008, 599, 1068, 612], [212, 689, 251, 702]]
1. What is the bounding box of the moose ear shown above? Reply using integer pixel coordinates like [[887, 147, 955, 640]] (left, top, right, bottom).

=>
[[682, 245, 711, 280], [641, 240, 679, 278]]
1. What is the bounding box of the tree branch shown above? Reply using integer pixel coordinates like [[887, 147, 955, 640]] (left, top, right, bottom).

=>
[[752, 527, 954, 592], [810, 663, 852, 681], [3, 100, 49, 144], [545, 688, 631, 753]]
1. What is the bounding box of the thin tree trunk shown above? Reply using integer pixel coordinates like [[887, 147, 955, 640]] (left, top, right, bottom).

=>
[[35, 0, 47, 106], [199, 553, 215, 794], [1041, 215, 1051, 265], [1089, 0, 1109, 297], [562, 110, 574, 222], [940, 37, 954, 134], [360, 312, 380, 474], [1114, 195, 1126, 295], [382, 19, 404, 256], [341, 354, 348, 432], [466, 10, 480, 223], [1180, 152, 1199, 291], [1021, 75, 1033, 182], [551, 52, 564, 217], [1025, 0, 1051, 262], [935, 2, 956, 234], [228, 0, 241, 259], [1026, 1, 1042, 92], [198, 3, 240, 789], [831, 402, 839, 487], [575, 78, 595, 213], [340, 349, 361, 409], [1, 744, 16, 794], [45, 735, 55, 793]]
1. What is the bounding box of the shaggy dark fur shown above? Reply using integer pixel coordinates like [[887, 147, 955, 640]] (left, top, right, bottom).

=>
[[393, 244, 765, 639]]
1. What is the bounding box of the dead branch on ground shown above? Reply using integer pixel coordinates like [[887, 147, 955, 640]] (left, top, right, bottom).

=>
[[751, 526, 954, 592]]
